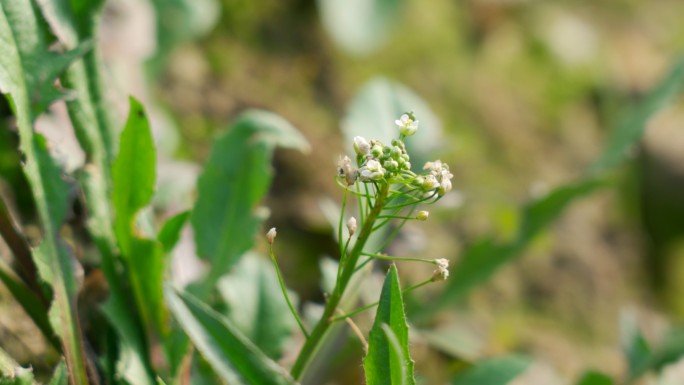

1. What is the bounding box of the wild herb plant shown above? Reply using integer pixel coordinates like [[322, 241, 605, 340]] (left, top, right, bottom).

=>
[[3, 0, 684, 384], [266, 112, 454, 382]]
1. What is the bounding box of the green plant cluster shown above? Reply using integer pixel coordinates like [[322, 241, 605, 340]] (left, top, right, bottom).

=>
[[2, 0, 684, 384]]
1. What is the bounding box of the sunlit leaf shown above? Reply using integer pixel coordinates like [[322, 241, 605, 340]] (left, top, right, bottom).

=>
[[192, 110, 308, 295], [364, 265, 415, 385], [112, 98, 167, 344]]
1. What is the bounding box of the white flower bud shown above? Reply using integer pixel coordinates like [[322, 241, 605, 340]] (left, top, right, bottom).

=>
[[347, 216, 357, 236], [266, 227, 277, 244], [432, 258, 449, 281], [416, 211, 429, 221], [353, 136, 371, 156], [421, 174, 440, 191]]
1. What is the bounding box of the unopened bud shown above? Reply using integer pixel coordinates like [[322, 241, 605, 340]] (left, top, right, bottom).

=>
[[353, 136, 370, 156], [266, 227, 277, 244], [431, 258, 449, 281], [416, 211, 429, 221], [347, 217, 357, 236]]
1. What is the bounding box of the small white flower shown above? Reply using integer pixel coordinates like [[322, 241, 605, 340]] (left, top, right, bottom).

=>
[[395, 113, 419, 137], [353, 136, 371, 156], [359, 159, 385, 181], [266, 227, 277, 244], [347, 216, 357, 235]]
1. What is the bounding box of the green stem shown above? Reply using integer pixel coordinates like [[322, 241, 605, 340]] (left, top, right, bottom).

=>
[[270, 245, 309, 338], [290, 183, 390, 379]]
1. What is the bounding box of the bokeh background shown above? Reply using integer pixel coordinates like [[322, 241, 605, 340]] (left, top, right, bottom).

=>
[[2, 0, 684, 383]]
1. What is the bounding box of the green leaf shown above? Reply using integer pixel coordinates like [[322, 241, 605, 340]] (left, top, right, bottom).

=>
[[621, 311, 651, 379], [158, 211, 190, 253], [576, 371, 613, 385], [630, 327, 684, 380], [113, 97, 157, 251], [112, 98, 167, 346], [165, 287, 299, 385], [342, 78, 441, 168], [191, 110, 308, 294], [381, 325, 409, 385], [435, 179, 603, 308], [318, 0, 402, 56], [0, 2, 90, 382], [47, 361, 68, 385], [38, 0, 115, 162], [364, 265, 415, 385], [217, 252, 297, 359], [590, 56, 684, 174], [451, 356, 530, 385]]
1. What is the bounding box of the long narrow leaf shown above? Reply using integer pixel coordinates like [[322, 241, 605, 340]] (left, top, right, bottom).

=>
[[0, 1, 91, 383], [112, 98, 167, 340], [165, 286, 299, 385], [364, 265, 415, 385]]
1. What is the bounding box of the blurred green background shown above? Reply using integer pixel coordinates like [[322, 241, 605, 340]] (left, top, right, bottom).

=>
[[2, 0, 684, 383]]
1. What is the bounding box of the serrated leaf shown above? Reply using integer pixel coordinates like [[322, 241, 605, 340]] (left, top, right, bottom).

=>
[[576, 371, 613, 385], [0, 0, 89, 116], [165, 287, 299, 385], [38, 0, 115, 162], [451, 356, 530, 385], [590, 56, 684, 174], [318, 0, 402, 56], [191, 110, 308, 294], [364, 265, 415, 385], [217, 253, 296, 359], [0, 3, 90, 380], [342, 78, 441, 168]]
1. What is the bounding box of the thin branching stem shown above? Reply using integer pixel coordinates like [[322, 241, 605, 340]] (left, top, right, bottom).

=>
[[269, 244, 309, 339]]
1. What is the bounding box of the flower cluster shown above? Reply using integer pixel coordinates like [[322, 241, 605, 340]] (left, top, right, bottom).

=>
[[337, 112, 454, 199]]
